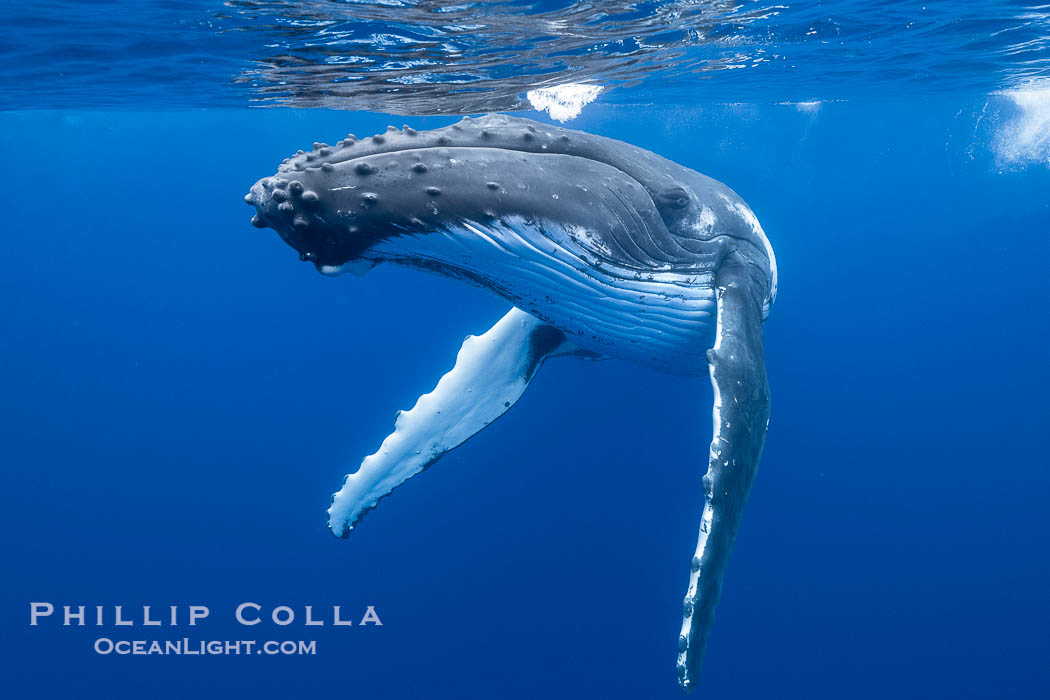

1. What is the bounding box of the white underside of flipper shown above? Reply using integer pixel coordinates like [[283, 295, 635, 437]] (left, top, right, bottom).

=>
[[328, 306, 573, 537]]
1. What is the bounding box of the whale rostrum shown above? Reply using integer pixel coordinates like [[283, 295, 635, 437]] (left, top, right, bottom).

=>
[[246, 114, 776, 692]]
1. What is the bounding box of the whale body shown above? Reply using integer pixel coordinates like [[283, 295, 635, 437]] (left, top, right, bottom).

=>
[[246, 114, 776, 692]]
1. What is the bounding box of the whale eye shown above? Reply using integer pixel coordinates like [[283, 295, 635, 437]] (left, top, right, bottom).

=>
[[658, 187, 691, 210]]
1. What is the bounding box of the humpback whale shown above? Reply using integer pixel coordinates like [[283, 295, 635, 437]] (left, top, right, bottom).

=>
[[245, 114, 776, 692]]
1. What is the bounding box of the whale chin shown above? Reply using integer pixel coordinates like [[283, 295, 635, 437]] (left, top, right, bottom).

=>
[[315, 259, 377, 277]]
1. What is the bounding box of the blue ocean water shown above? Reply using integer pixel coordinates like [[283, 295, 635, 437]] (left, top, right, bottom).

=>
[[2, 3, 1050, 700]]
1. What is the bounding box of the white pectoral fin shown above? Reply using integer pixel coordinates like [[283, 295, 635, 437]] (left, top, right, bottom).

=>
[[677, 257, 770, 692], [328, 307, 576, 537]]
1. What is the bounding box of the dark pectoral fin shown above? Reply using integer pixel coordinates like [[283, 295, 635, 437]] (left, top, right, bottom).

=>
[[677, 258, 770, 692]]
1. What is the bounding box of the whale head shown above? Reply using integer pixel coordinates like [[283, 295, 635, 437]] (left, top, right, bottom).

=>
[[245, 114, 776, 312]]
